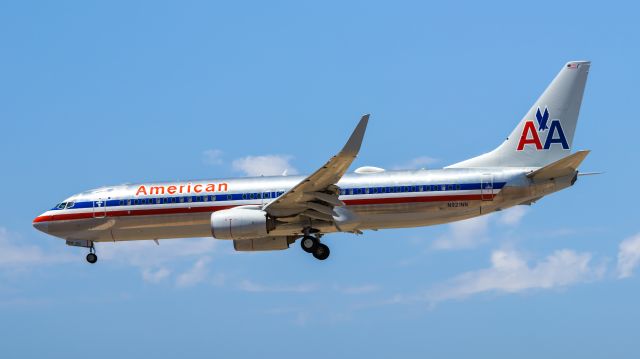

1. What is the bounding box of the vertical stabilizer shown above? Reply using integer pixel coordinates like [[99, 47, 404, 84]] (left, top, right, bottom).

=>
[[448, 61, 590, 168]]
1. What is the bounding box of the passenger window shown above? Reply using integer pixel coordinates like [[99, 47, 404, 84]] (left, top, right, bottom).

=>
[[456, 184, 461, 190], [187, 197, 193, 202]]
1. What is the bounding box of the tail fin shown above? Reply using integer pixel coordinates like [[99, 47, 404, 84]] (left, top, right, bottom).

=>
[[449, 61, 590, 168]]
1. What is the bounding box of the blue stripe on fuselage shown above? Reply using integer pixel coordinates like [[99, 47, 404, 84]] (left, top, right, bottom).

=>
[[51, 181, 507, 211]]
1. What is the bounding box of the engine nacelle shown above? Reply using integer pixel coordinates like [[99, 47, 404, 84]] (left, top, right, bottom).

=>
[[233, 236, 295, 251], [210, 207, 273, 240]]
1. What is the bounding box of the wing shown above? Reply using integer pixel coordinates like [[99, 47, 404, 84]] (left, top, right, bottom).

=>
[[263, 114, 370, 222]]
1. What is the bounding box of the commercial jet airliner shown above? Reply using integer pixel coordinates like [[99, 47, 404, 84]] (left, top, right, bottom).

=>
[[34, 61, 592, 263]]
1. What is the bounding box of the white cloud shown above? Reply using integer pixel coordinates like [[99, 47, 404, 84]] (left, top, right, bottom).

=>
[[232, 155, 298, 176], [338, 284, 380, 295], [617, 233, 640, 279], [265, 307, 311, 326], [429, 207, 528, 251], [202, 149, 224, 165], [98, 238, 216, 283], [0, 227, 73, 268], [98, 238, 216, 268], [237, 279, 317, 293], [142, 267, 171, 283], [497, 206, 528, 227], [176, 257, 210, 288], [427, 249, 604, 303], [392, 156, 439, 170], [430, 215, 491, 250]]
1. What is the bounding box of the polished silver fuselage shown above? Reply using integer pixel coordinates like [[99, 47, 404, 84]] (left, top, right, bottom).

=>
[[33, 167, 574, 243]]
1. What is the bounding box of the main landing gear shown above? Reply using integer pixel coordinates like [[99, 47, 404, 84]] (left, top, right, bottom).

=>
[[86, 244, 98, 264], [300, 234, 330, 261]]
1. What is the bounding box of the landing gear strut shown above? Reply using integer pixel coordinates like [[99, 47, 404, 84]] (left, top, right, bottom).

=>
[[300, 228, 330, 261], [86, 244, 98, 264]]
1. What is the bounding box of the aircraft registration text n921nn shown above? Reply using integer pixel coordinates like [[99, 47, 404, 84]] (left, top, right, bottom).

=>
[[33, 61, 593, 264]]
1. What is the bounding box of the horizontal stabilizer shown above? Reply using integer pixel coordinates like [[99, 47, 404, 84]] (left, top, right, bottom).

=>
[[526, 150, 590, 180]]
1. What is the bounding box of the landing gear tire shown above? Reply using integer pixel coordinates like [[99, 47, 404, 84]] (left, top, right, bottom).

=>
[[312, 243, 330, 261], [301, 235, 319, 253], [86, 252, 98, 264]]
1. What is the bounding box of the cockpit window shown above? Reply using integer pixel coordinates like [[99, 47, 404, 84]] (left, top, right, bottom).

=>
[[56, 202, 67, 209], [65, 202, 75, 209]]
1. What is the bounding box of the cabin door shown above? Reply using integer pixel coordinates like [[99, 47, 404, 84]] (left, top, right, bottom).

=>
[[93, 198, 107, 218], [480, 174, 494, 201]]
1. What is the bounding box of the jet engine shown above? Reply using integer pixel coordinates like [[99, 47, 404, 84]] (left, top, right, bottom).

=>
[[210, 207, 275, 240]]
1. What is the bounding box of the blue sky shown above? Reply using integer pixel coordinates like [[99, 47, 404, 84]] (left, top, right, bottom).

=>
[[1, 1, 639, 357]]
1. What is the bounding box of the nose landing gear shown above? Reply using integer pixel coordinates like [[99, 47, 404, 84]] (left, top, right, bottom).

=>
[[65, 239, 99, 264], [86, 244, 98, 264]]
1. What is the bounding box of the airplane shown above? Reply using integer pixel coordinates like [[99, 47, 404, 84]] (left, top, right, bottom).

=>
[[33, 61, 592, 264]]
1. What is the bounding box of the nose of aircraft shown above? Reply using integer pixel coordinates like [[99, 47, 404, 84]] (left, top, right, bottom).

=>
[[32, 215, 49, 234]]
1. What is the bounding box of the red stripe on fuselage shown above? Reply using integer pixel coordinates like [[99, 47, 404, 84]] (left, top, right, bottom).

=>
[[33, 194, 495, 223], [343, 194, 489, 205]]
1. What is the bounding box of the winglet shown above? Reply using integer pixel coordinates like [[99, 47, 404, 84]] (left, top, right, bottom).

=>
[[340, 114, 370, 156], [526, 150, 590, 180]]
